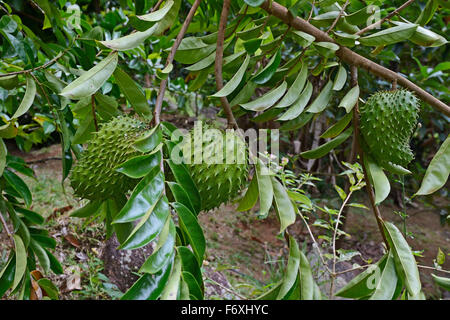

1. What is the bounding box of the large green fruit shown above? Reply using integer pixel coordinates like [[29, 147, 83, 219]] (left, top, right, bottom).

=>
[[70, 116, 147, 200], [360, 89, 419, 173], [184, 126, 249, 211]]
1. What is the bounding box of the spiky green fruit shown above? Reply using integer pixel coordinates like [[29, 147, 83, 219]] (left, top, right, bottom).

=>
[[185, 126, 249, 211], [360, 89, 419, 173], [70, 116, 147, 200]]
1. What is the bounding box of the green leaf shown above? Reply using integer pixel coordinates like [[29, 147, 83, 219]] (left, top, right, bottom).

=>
[[60, 52, 118, 100], [291, 30, 315, 47], [256, 161, 273, 218], [229, 81, 257, 106], [137, 0, 174, 22], [12, 76, 35, 119], [277, 236, 300, 299], [70, 200, 102, 218], [174, 38, 216, 64], [384, 221, 421, 297], [15, 207, 44, 225], [114, 67, 151, 117], [12, 235, 26, 292], [160, 253, 182, 300], [133, 127, 162, 154], [313, 42, 339, 58], [140, 218, 176, 274], [113, 167, 164, 224], [365, 156, 390, 205], [3, 169, 32, 207], [298, 250, 314, 300], [320, 112, 352, 139], [167, 182, 195, 214], [271, 177, 296, 233], [119, 195, 169, 250], [182, 271, 203, 300], [338, 85, 359, 113], [307, 80, 333, 113], [237, 176, 258, 211], [185, 51, 216, 71], [100, 23, 158, 51], [212, 55, 250, 98], [153, 0, 181, 36], [121, 256, 173, 300], [359, 24, 418, 46], [287, 191, 312, 208], [335, 255, 388, 298], [370, 251, 398, 300], [275, 62, 308, 109], [334, 184, 347, 201], [178, 247, 203, 291], [415, 135, 450, 196], [172, 202, 205, 264], [278, 81, 313, 121], [431, 274, 450, 291], [415, 0, 439, 26], [44, 249, 63, 275], [37, 278, 59, 300], [30, 240, 50, 274], [0, 254, 15, 297], [240, 81, 287, 111], [279, 112, 314, 131], [166, 159, 201, 214], [252, 49, 282, 84], [300, 127, 353, 159], [116, 151, 161, 179], [0, 138, 6, 177]]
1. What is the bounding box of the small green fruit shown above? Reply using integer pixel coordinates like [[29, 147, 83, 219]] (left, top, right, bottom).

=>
[[70, 116, 147, 200]]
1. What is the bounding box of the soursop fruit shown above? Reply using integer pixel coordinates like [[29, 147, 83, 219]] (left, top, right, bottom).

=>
[[360, 89, 419, 174], [184, 126, 249, 211], [70, 116, 147, 200]]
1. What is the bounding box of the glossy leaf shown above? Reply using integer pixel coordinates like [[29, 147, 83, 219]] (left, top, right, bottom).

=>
[[307, 80, 333, 113], [338, 86, 359, 113], [431, 274, 450, 291], [271, 177, 296, 233], [12, 235, 26, 291], [333, 65, 347, 91], [237, 176, 258, 211], [212, 55, 250, 97], [384, 221, 421, 297], [113, 167, 164, 223], [277, 236, 300, 299], [252, 49, 282, 84], [140, 218, 176, 274], [100, 23, 158, 51], [60, 52, 118, 99], [0, 254, 15, 297], [365, 156, 390, 205], [240, 81, 287, 111], [116, 151, 161, 179], [359, 24, 418, 46], [30, 240, 50, 274], [370, 251, 398, 300], [256, 161, 273, 218], [3, 169, 32, 207], [275, 62, 308, 109], [172, 202, 205, 264], [298, 250, 314, 300], [278, 81, 313, 121], [114, 67, 151, 117], [12, 75, 35, 119], [119, 195, 169, 250], [300, 127, 353, 159], [320, 112, 352, 139], [415, 135, 450, 196], [279, 112, 314, 131], [160, 254, 181, 300], [291, 30, 315, 47], [137, 0, 174, 22], [178, 247, 203, 290], [121, 256, 173, 300], [133, 126, 162, 153], [244, 0, 265, 7]]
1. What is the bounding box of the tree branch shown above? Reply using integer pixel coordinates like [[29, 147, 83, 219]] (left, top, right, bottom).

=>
[[153, 0, 202, 125], [260, 1, 450, 117], [356, 0, 416, 36], [215, 0, 238, 129]]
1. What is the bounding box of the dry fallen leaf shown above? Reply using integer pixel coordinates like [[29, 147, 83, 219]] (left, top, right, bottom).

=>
[[66, 266, 82, 291], [64, 234, 81, 248]]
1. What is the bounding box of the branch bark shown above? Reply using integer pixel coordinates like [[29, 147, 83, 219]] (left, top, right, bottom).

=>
[[153, 0, 202, 125], [260, 1, 450, 117], [215, 0, 238, 129]]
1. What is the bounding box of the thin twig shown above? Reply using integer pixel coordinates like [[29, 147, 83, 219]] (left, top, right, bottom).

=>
[[150, 0, 164, 12], [205, 277, 248, 300], [215, 0, 238, 129], [0, 209, 12, 238], [418, 265, 450, 274], [153, 0, 203, 125], [326, 0, 349, 34], [356, 0, 416, 35]]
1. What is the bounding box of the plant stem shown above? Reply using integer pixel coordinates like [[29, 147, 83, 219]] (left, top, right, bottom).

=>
[[356, 0, 416, 36], [326, 0, 350, 34]]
